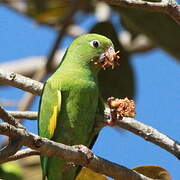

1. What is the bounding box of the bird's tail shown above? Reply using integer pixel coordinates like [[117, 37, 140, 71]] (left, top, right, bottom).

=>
[[40, 156, 48, 180], [40, 156, 79, 180]]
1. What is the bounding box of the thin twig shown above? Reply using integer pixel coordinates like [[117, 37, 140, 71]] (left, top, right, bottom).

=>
[[0, 99, 18, 107], [0, 50, 65, 77], [0, 106, 23, 159], [0, 137, 22, 160], [7, 111, 37, 120], [104, 0, 180, 25], [2, 0, 27, 14], [0, 106, 23, 128], [46, 0, 82, 72], [0, 148, 40, 164], [45, 30, 66, 72], [0, 122, 153, 180]]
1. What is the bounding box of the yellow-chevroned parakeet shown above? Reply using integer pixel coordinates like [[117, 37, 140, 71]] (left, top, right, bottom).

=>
[[38, 34, 119, 180]]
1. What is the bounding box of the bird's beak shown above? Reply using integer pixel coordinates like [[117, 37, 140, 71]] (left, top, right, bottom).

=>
[[98, 47, 120, 70]]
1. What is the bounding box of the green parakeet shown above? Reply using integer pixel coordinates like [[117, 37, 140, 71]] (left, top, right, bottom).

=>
[[38, 34, 119, 180]]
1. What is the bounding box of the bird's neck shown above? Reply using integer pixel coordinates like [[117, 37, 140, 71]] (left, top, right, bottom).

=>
[[56, 62, 99, 83]]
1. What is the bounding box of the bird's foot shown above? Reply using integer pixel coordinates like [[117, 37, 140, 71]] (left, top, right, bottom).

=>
[[103, 118, 117, 126], [62, 162, 76, 173], [73, 145, 94, 164]]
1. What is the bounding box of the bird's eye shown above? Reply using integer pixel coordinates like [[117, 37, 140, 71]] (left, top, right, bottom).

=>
[[90, 40, 100, 48]]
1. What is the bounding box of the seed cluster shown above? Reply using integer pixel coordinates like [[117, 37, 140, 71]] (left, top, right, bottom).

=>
[[99, 50, 120, 70], [93, 48, 120, 70], [107, 97, 136, 121]]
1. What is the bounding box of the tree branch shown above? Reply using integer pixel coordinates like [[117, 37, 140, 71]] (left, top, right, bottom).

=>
[[0, 107, 155, 179], [117, 118, 180, 159], [0, 69, 179, 177], [104, 0, 180, 25], [0, 69, 43, 96], [0, 69, 179, 158], [6, 109, 180, 159], [0, 122, 153, 180]]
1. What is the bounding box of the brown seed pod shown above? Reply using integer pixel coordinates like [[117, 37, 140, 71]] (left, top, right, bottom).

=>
[[107, 97, 136, 120]]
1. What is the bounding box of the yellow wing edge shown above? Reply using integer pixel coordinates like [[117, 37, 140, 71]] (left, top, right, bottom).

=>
[[47, 90, 61, 137]]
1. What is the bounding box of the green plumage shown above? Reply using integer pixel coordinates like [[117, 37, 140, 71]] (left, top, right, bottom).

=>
[[38, 34, 115, 180]]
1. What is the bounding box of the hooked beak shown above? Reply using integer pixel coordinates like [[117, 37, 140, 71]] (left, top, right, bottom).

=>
[[98, 47, 120, 70]]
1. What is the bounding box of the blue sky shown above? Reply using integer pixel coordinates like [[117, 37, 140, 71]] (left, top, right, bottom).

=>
[[0, 6, 179, 179]]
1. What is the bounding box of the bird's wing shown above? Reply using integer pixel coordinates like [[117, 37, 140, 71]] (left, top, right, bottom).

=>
[[38, 82, 61, 178], [38, 82, 61, 140], [38, 48, 68, 140]]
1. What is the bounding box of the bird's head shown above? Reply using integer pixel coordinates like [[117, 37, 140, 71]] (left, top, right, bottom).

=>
[[68, 34, 120, 71]]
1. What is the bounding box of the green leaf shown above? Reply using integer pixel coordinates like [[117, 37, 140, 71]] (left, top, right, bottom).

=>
[[116, 7, 180, 60], [76, 168, 107, 180], [0, 162, 23, 180], [133, 165, 171, 180]]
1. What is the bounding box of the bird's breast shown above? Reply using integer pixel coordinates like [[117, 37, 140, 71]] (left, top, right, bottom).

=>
[[60, 77, 98, 93]]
